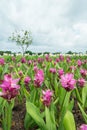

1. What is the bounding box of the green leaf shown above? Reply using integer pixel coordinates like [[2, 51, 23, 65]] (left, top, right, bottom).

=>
[[45, 106, 56, 130], [82, 85, 87, 108], [63, 111, 76, 130], [24, 113, 36, 130], [26, 101, 47, 130], [78, 102, 87, 123]]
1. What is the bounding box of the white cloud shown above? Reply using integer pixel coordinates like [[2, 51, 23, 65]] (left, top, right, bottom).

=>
[[0, 0, 87, 52]]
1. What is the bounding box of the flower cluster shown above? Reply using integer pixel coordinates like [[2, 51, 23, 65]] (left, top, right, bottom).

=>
[[41, 89, 53, 107], [60, 73, 76, 91], [0, 74, 20, 101], [34, 69, 44, 87]]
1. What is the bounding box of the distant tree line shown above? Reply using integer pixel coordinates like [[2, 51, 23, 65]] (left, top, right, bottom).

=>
[[0, 50, 86, 56]]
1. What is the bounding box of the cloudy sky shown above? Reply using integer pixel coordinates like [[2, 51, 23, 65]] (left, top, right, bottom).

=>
[[0, 0, 87, 53]]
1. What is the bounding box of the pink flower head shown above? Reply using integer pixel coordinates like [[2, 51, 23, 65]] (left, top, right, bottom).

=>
[[58, 69, 64, 77], [18, 70, 23, 77], [77, 59, 82, 67], [80, 69, 87, 77], [41, 89, 53, 107], [24, 76, 31, 85], [70, 66, 76, 71], [59, 55, 64, 61], [38, 58, 44, 63], [56, 58, 60, 63], [28, 60, 32, 65], [33, 66, 38, 73], [0, 58, 5, 65], [49, 68, 56, 74], [60, 73, 76, 91], [0, 74, 20, 100], [12, 56, 16, 61], [66, 56, 71, 63], [45, 54, 49, 61], [21, 57, 26, 63], [80, 124, 87, 130], [77, 78, 85, 87], [34, 69, 44, 87]]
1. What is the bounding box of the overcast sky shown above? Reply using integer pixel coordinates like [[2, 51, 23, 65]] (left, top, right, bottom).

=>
[[0, 0, 87, 53]]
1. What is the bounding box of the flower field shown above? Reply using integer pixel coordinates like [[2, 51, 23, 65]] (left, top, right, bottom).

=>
[[0, 54, 87, 130]]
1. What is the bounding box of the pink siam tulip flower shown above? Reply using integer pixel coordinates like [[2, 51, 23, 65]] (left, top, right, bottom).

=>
[[59, 55, 64, 61], [80, 69, 87, 77], [56, 58, 60, 63], [80, 124, 87, 130], [70, 66, 76, 71], [60, 73, 76, 91], [17, 63, 21, 67], [49, 68, 56, 74], [38, 58, 44, 63], [0, 58, 5, 65], [0, 74, 20, 101], [45, 54, 49, 61], [77, 59, 82, 67], [66, 56, 71, 63], [33, 66, 38, 73], [41, 89, 53, 107], [34, 69, 44, 87], [18, 70, 23, 77], [27, 60, 32, 65], [24, 76, 31, 85], [54, 61, 57, 66], [12, 56, 16, 61], [58, 69, 64, 77], [21, 57, 26, 63], [77, 78, 85, 87]]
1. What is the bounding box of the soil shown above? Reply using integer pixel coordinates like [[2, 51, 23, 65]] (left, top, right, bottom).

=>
[[0, 99, 85, 130]]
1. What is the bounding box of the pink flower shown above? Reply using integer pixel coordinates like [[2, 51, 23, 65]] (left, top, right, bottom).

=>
[[49, 68, 56, 74], [38, 58, 44, 63], [0, 58, 5, 65], [56, 58, 60, 63], [80, 69, 87, 77], [80, 124, 87, 130], [59, 55, 64, 61], [21, 57, 26, 63], [77, 78, 85, 87], [0, 74, 20, 100], [60, 73, 76, 91], [18, 70, 23, 77], [34, 69, 44, 87], [27, 60, 32, 65], [77, 59, 82, 67], [70, 66, 76, 71], [33, 66, 38, 73], [12, 57, 16, 61], [58, 69, 64, 77], [66, 56, 71, 63], [45, 54, 49, 61], [41, 89, 53, 107], [24, 76, 31, 85]]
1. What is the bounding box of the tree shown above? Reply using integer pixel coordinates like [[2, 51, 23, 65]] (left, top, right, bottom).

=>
[[9, 30, 32, 55]]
